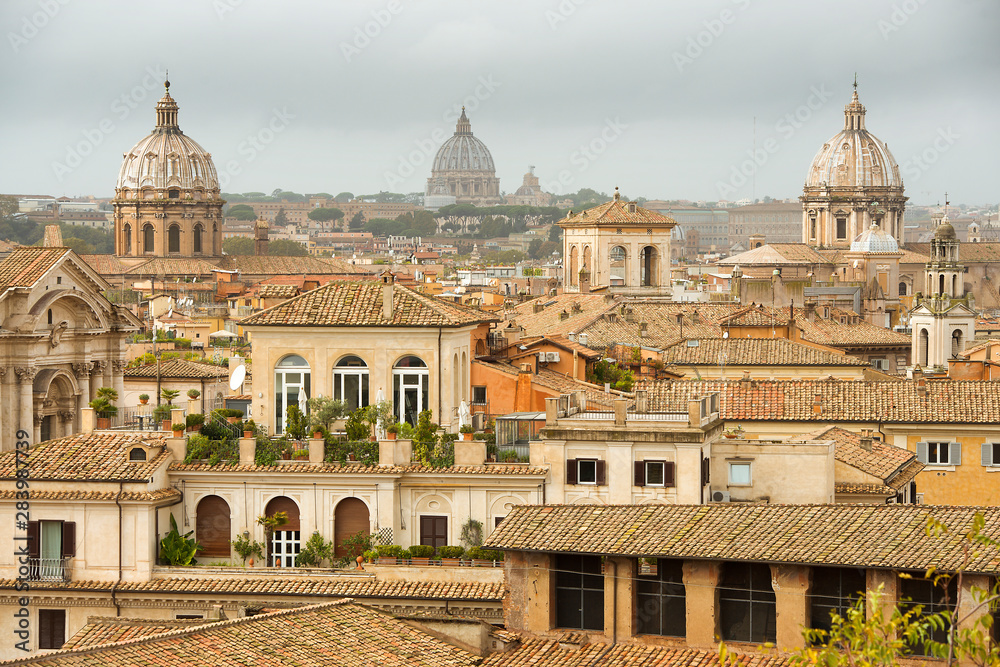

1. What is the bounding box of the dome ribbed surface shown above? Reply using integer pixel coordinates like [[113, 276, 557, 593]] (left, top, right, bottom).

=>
[[850, 224, 899, 252]]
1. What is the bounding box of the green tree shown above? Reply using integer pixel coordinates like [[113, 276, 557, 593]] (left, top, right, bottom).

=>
[[365, 218, 404, 237], [159, 515, 202, 566], [223, 237, 255, 255], [348, 211, 366, 230], [548, 224, 562, 242], [334, 192, 354, 203], [307, 207, 344, 224], [268, 239, 308, 256], [62, 237, 96, 254], [228, 204, 257, 220], [395, 210, 437, 236], [273, 208, 289, 226], [527, 238, 544, 259], [539, 240, 560, 258], [0, 195, 17, 219]]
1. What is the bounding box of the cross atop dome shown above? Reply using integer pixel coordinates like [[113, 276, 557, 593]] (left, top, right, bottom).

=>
[[155, 75, 180, 131], [844, 79, 866, 131]]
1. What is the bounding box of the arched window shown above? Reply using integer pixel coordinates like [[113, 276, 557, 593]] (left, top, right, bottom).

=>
[[609, 246, 627, 286], [582, 245, 592, 271], [264, 496, 300, 567], [143, 224, 154, 253], [952, 275, 958, 297], [461, 350, 468, 402], [334, 498, 370, 559], [274, 355, 310, 435], [393, 355, 428, 426], [952, 329, 964, 358], [196, 495, 231, 558], [640, 246, 658, 287], [123, 224, 132, 254], [193, 223, 203, 254], [168, 224, 181, 253], [453, 353, 460, 408], [898, 281, 907, 296], [333, 355, 368, 413], [569, 247, 579, 286], [939, 274, 945, 296], [919, 328, 929, 367]]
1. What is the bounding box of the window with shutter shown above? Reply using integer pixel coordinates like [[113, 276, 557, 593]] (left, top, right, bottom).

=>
[[566, 459, 578, 485], [983, 443, 999, 467], [38, 609, 66, 649], [701, 458, 711, 486], [595, 460, 606, 486], [664, 462, 676, 488], [577, 460, 598, 484], [634, 461, 646, 487], [61, 522, 75, 559]]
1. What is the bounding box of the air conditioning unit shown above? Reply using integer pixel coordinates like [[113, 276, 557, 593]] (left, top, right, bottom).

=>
[[711, 490, 731, 502], [538, 352, 547, 362], [546, 351, 560, 362]]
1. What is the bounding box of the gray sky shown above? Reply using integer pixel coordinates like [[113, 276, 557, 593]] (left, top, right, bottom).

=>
[[2, 0, 997, 206]]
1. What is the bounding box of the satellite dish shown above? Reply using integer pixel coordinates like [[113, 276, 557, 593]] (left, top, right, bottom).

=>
[[229, 365, 246, 391], [723, 331, 729, 339]]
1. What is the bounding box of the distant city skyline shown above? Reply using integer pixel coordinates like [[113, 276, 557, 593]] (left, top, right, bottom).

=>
[[1, 1, 997, 206]]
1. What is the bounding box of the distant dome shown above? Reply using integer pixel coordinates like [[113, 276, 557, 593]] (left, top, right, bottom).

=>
[[805, 90, 901, 189], [936, 217, 957, 240], [514, 184, 537, 196], [115, 82, 219, 196], [850, 223, 898, 252], [431, 108, 496, 174]]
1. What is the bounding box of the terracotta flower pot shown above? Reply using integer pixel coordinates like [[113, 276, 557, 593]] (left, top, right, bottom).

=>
[[243, 431, 253, 438], [226, 416, 240, 424], [312, 431, 323, 439], [139, 398, 148, 405], [387, 432, 397, 440], [462, 432, 473, 441], [409, 557, 430, 566], [441, 558, 461, 567], [172, 429, 184, 438]]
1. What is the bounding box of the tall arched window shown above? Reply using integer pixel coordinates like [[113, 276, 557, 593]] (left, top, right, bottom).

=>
[[196, 495, 231, 558], [898, 281, 907, 296], [193, 223, 203, 254], [569, 246, 579, 286], [168, 224, 181, 253], [582, 245, 592, 271], [939, 274, 945, 296], [123, 224, 132, 254], [333, 355, 368, 413], [640, 246, 658, 287], [264, 496, 300, 567], [393, 356, 428, 425], [609, 245, 627, 286], [334, 498, 370, 559], [952, 329, 964, 358], [919, 328, 929, 367], [274, 355, 310, 434], [143, 224, 154, 253]]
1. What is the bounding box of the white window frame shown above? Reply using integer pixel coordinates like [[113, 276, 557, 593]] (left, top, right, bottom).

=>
[[927, 441, 951, 465], [982, 443, 1000, 467], [271, 529, 300, 567], [728, 461, 752, 486], [578, 459, 598, 485], [645, 461, 666, 487], [332, 356, 369, 413]]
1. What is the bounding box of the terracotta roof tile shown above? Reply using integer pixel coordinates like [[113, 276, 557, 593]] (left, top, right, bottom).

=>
[[485, 504, 1000, 574], [222, 254, 361, 275], [508, 293, 620, 338], [62, 618, 208, 650], [0, 246, 68, 291], [170, 461, 548, 475], [482, 638, 789, 667], [659, 338, 868, 367], [803, 426, 922, 484], [125, 358, 230, 379], [0, 432, 169, 482], [0, 488, 180, 502]]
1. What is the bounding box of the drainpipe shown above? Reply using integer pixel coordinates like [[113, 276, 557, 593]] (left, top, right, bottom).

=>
[[609, 558, 618, 644], [111, 480, 124, 616], [437, 327, 443, 424]]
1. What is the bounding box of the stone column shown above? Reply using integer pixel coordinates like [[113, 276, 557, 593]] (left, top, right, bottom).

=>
[[604, 556, 636, 642], [73, 362, 91, 434], [90, 360, 106, 400], [0, 367, 6, 450], [15, 367, 36, 443], [684, 559, 721, 648], [112, 360, 126, 404], [771, 563, 811, 650], [866, 568, 899, 624], [33, 413, 43, 446], [58, 410, 75, 439]]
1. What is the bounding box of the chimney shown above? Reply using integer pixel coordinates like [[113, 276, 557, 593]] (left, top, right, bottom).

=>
[[559, 310, 569, 321], [917, 376, 927, 398], [43, 224, 63, 247], [533, 302, 544, 314], [624, 306, 634, 323], [741, 370, 751, 389], [579, 268, 591, 294], [639, 321, 648, 337], [812, 394, 822, 415], [572, 302, 583, 314], [859, 428, 873, 452], [567, 332, 576, 342], [381, 271, 394, 320], [691, 311, 700, 324], [635, 389, 648, 413], [804, 302, 816, 322], [912, 365, 923, 383]]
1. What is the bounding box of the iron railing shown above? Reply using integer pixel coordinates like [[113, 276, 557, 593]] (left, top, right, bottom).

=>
[[27, 558, 70, 581]]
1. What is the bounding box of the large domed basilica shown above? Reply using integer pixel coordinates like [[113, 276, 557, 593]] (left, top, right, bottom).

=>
[[425, 108, 502, 207], [112, 78, 224, 258], [801, 84, 906, 248]]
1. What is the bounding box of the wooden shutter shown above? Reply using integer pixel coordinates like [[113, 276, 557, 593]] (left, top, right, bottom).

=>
[[665, 462, 676, 488], [61, 522, 75, 558], [196, 496, 232, 558], [634, 461, 645, 487], [701, 457, 711, 486], [983, 443, 993, 467], [27, 521, 39, 560], [38, 610, 65, 650], [950, 442, 962, 466], [566, 459, 578, 485], [265, 496, 300, 531], [916, 441, 928, 463], [595, 460, 606, 486], [334, 498, 370, 559]]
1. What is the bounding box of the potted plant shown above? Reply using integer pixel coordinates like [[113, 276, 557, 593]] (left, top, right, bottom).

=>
[[138, 393, 150, 405], [257, 511, 288, 566], [408, 544, 434, 566], [723, 425, 745, 439], [468, 546, 502, 567], [438, 545, 464, 566], [243, 419, 256, 439], [375, 544, 403, 565], [171, 422, 186, 437], [459, 424, 474, 441], [186, 413, 204, 432], [153, 404, 172, 431], [90, 387, 119, 429], [231, 534, 264, 567], [293, 448, 309, 461], [386, 423, 400, 440], [161, 388, 180, 405], [187, 388, 201, 400], [225, 408, 244, 425]]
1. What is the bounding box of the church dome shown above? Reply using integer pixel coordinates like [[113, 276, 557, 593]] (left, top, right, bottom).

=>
[[850, 223, 898, 252], [805, 89, 902, 189], [935, 215, 957, 240], [115, 80, 220, 197], [431, 108, 496, 174]]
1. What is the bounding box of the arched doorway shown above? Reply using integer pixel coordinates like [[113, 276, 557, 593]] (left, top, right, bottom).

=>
[[952, 329, 964, 358], [196, 496, 231, 558], [609, 245, 627, 286], [393, 355, 428, 425], [265, 496, 300, 567], [143, 224, 154, 253], [334, 498, 370, 559], [582, 245, 591, 272], [640, 246, 658, 287], [274, 355, 310, 435]]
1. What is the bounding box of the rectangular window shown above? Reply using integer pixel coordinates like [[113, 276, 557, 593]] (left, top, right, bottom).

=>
[[810, 566, 866, 636], [636, 558, 686, 637], [420, 515, 448, 550], [983, 443, 1000, 467], [728, 461, 752, 486], [38, 609, 65, 650], [578, 460, 597, 485], [634, 460, 675, 487], [836, 218, 847, 240], [555, 555, 604, 631], [719, 562, 776, 644], [472, 386, 487, 405], [27, 521, 74, 581], [900, 574, 956, 655], [918, 441, 959, 466]]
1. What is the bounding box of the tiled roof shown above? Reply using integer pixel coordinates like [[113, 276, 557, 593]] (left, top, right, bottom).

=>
[[804, 426, 920, 483], [481, 638, 789, 667], [0, 488, 180, 502], [222, 254, 361, 275], [62, 618, 208, 650], [507, 293, 620, 338], [908, 242, 1000, 263], [485, 504, 1000, 574], [520, 334, 602, 359], [125, 359, 230, 379], [257, 283, 299, 298], [0, 246, 68, 291], [794, 307, 911, 348], [472, 360, 627, 409], [637, 377, 1000, 424], [240, 281, 496, 327], [0, 432, 169, 482], [835, 482, 896, 496], [957, 339, 1000, 358], [80, 254, 129, 274], [659, 338, 868, 367], [170, 461, 548, 475], [718, 244, 821, 266], [1, 600, 480, 667], [558, 195, 676, 227], [123, 257, 221, 276], [0, 577, 502, 601]]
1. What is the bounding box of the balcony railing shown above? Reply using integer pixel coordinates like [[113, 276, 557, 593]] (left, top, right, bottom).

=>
[[27, 558, 70, 581]]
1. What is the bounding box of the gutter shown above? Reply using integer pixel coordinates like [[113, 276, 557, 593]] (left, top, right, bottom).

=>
[[111, 480, 124, 616]]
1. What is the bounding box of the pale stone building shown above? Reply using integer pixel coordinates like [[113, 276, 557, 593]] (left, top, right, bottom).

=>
[[560, 189, 676, 296], [504, 166, 554, 207], [425, 108, 502, 207], [801, 85, 906, 248]]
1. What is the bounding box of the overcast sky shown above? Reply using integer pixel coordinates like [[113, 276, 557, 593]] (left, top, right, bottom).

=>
[[2, 0, 997, 206]]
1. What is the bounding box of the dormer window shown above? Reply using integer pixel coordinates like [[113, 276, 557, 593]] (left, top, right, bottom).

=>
[[128, 447, 147, 462]]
